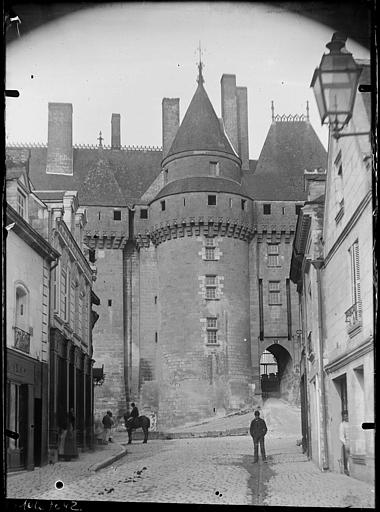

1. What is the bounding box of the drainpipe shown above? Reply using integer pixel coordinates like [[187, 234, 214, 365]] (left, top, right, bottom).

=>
[[48, 257, 59, 459], [311, 258, 329, 470]]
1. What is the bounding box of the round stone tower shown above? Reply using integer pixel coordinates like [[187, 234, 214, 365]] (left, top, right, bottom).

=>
[[147, 65, 255, 429]]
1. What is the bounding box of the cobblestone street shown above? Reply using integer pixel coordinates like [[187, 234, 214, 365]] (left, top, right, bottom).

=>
[[5, 400, 375, 508]]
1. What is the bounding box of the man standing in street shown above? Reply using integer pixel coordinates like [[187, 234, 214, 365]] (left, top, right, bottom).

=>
[[339, 410, 350, 475], [250, 409, 268, 463], [102, 410, 114, 444]]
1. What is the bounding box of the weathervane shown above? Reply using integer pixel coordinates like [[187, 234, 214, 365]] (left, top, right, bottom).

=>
[[196, 41, 205, 84]]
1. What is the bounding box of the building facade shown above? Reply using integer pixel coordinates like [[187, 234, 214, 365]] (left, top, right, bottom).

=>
[[291, 54, 374, 484], [6, 66, 327, 430], [290, 168, 327, 466], [5, 148, 99, 468], [36, 190, 98, 461], [322, 59, 373, 483], [5, 158, 59, 470]]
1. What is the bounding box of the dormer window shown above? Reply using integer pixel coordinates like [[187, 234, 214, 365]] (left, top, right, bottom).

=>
[[17, 190, 27, 219]]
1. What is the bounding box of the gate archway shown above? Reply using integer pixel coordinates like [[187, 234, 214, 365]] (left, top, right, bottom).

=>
[[260, 344, 298, 403]]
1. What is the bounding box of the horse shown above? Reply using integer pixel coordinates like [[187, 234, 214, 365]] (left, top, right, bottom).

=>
[[125, 415, 150, 444]]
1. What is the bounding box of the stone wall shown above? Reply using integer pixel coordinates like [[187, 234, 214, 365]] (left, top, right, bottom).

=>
[[154, 233, 252, 428], [92, 248, 127, 416]]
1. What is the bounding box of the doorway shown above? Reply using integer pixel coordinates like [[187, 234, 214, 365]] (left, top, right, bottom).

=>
[[6, 382, 28, 470], [34, 398, 42, 467]]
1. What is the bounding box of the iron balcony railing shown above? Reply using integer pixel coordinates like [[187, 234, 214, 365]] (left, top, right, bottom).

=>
[[13, 326, 30, 354]]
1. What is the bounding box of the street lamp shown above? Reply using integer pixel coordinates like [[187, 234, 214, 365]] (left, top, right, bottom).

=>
[[310, 32, 369, 139]]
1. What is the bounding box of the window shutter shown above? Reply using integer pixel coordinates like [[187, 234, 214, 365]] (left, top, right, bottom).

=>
[[353, 241, 361, 315]]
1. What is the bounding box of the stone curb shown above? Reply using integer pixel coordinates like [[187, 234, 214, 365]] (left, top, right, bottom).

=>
[[115, 426, 249, 442], [89, 445, 128, 472], [161, 427, 249, 439]]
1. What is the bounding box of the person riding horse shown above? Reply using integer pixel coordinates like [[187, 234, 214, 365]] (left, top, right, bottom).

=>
[[124, 403, 139, 430]]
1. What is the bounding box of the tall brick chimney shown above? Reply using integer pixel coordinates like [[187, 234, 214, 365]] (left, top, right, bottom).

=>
[[221, 74, 238, 154], [46, 103, 73, 175], [111, 113, 121, 149], [236, 86, 249, 171], [162, 98, 179, 159]]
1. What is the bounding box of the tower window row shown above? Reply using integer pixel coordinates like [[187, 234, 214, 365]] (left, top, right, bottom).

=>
[[158, 196, 248, 212], [263, 204, 303, 215]]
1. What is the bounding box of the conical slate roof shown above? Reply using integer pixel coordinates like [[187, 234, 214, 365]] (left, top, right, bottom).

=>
[[166, 81, 236, 158]]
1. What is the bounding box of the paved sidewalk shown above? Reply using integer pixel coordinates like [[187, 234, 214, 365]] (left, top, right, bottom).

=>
[[5, 440, 128, 499], [261, 440, 375, 508]]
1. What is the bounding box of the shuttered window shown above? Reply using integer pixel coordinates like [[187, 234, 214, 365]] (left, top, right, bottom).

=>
[[349, 240, 361, 315]]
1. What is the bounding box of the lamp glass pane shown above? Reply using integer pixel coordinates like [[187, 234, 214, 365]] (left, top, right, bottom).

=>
[[312, 72, 327, 122]]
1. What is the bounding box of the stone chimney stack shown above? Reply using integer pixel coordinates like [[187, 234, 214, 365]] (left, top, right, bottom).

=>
[[221, 74, 239, 154], [236, 86, 249, 170], [221, 76, 250, 169], [162, 98, 180, 159], [46, 103, 73, 175], [111, 113, 121, 149]]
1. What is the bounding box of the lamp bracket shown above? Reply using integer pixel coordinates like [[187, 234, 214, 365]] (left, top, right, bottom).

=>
[[333, 131, 371, 140]]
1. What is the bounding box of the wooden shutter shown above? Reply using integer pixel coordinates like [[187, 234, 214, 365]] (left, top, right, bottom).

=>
[[353, 240, 361, 316]]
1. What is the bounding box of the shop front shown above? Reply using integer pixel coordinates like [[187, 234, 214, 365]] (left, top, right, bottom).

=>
[[6, 348, 48, 471]]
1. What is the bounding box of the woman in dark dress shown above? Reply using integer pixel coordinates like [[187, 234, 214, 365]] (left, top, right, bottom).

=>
[[63, 408, 78, 460]]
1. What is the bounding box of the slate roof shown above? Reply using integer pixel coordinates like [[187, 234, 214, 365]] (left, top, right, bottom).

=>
[[242, 120, 327, 201], [254, 121, 327, 177], [8, 147, 163, 207], [241, 172, 306, 201], [35, 190, 65, 201], [166, 81, 236, 158], [153, 177, 251, 202]]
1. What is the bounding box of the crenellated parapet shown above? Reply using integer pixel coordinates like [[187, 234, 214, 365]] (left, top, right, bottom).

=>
[[7, 142, 162, 152], [255, 224, 296, 244], [273, 114, 308, 123], [83, 230, 128, 249], [135, 216, 255, 248]]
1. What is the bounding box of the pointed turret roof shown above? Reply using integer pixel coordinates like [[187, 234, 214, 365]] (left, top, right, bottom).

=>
[[166, 77, 236, 158]]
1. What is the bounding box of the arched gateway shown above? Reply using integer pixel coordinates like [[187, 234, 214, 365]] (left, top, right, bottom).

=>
[[260, 343, 300, 404]]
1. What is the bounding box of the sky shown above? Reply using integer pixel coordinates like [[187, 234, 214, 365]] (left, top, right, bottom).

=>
[[5, 2, 371, 159]]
